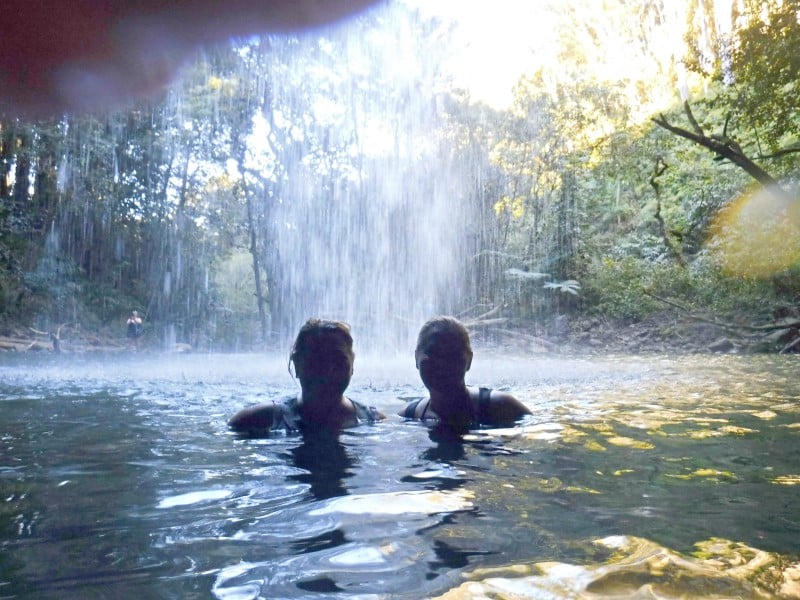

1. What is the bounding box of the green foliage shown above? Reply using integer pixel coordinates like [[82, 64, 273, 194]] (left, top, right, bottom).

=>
[[211, 251, 263, 350], [23, 255, 85, 328], [688, 253, 788, 319], [21, 251, 138, 332], [684, 0, 800, 156], [472, 0, 799, 333], [544, 280, 581, 296], [583, 257, 660, 321], [0, 231, 26, 321], [0, 0, 797, 349], [726, 1, 800, 149], [584, 252, 787, 325]]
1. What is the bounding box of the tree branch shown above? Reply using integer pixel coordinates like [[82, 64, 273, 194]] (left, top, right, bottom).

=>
[[643, 292, 800, 333], [683, 100, 704, 136], [652, 102, 782, 190], [756, 142, 800, 160], [780, 335, 800, 354], [649, 157, 686, 266]]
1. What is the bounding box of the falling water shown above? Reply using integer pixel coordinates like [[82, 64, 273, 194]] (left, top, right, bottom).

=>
[[240, 4, 478, 352]]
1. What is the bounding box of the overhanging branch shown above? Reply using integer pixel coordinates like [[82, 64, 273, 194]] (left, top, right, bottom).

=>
[[652, 101, 782, 190]]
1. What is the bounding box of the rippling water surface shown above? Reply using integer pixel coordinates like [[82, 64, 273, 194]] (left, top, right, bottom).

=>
[[1, 351, 798, 598]]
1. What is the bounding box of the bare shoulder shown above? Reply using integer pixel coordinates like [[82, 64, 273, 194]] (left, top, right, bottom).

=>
[[486, 388, 531, 421], [354, 398, 386, 420], [397, 397, 429, 419], [228, 401, 278, 431], [492, 389, 527, 407]]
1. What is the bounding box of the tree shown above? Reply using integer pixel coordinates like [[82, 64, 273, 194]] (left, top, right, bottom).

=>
[[670, 0, 800, 185]]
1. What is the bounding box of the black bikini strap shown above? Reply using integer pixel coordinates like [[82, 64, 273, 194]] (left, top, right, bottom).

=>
[[477, 387, 492, 422], [404, 399, 420, 419], [278, 397, 297, 431]]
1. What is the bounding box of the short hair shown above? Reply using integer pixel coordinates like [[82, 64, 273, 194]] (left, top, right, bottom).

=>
[[416, 316, 472, 356], [290, 318, 354, 365]]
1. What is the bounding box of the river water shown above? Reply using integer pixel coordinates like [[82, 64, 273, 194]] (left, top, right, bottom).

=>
[[1, 351, 798, 599]]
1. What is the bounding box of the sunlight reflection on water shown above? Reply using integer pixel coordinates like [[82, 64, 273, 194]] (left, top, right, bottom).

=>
[[0, 351, 798, 598]]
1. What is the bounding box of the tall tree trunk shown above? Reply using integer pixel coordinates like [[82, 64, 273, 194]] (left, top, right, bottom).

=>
[[245, 184, 269, 347], [231, 129, 269, 348], [649, 157, 686, 266]]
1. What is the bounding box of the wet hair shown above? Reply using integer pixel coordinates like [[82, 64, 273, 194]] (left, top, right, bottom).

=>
[[290, 318, 354, 369], [416, 316, 472, 357]]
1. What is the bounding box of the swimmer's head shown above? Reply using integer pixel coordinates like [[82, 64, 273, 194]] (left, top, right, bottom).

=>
[[290, 318, 354, 393], [415, 316, 473, 388]]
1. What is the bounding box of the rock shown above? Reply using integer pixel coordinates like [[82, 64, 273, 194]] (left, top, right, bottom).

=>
[[708, 337, 734, 353], [764, 328, 796, 345]]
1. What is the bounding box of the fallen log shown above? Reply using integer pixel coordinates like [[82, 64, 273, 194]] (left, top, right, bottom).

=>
[[643, 292, 800, 334], [492, 327, 558, 351], [463, 317, 509, 329], [780, 335, 800, 354]]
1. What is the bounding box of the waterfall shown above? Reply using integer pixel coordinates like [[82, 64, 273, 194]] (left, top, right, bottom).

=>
[[240, 4, 477, 353]]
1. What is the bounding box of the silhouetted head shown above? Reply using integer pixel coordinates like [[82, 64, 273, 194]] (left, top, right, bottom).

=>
[[415, 316, 473, 390], [290, 318, 354, 395]]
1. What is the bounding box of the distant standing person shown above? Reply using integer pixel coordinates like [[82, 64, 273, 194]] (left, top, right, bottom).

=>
[[400, 316, 531, 431], [126, 310, 143, 349]]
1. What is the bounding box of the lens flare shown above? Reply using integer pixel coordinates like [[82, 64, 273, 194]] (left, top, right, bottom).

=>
[[708, 185, 800, 277]]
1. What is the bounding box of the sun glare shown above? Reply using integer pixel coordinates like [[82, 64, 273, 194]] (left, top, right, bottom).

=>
[[709, 186, 800, 278], [403, 0, 560, 108]]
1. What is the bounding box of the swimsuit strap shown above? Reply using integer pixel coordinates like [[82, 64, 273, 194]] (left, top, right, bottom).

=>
[[350, 397, 381, 424], [419, 399, 429, 420], [278, 396, 302, 431], [476, 387, 492, 424], [403, 398, 423, 419], [408, 392, 485, 423], [349, 397, 363, 423]]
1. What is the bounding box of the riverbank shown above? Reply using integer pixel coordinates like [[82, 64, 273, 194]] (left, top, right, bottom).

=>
[[1, 310, 798, 355], [0, 323, 134, 354], [473, 310, 800, 356], [564, 311, 800, 355]]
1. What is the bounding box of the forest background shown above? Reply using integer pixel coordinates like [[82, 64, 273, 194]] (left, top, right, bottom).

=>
[[0, 0, 798, 355]]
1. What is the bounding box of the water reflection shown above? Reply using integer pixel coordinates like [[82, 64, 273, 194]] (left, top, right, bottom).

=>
[[1, 352, 798, 598], [285, 434, 355, 500], [428, 539, 496, 576], [422, 424, 529, 464], [424, 425, 468, 461], [432, 535, 800, 599]]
